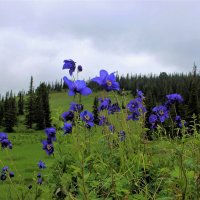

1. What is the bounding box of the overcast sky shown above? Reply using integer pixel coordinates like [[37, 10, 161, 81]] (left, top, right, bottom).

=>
[[0, 0, 200, 94]]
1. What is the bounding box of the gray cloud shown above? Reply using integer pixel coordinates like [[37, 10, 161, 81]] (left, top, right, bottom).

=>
[[0, 0, 199, 94]]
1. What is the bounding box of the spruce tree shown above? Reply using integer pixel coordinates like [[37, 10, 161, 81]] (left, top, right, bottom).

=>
[[3, 92, 17, 132], [18, 91, 24, 115], [35, 83, 51, 129], [25, 76, 35, 129]]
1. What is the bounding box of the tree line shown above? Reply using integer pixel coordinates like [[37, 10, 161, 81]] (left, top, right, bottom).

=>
[[0, 76, 51, 132]]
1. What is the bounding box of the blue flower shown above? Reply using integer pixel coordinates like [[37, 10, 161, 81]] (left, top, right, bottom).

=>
[[63, 59, 76, 76], [80, 110, 94, 127], [119, 131, 126, 142], [91, 70, 120, 92], [63, 77, 92, 96], [127, 98, 141, 113], [45, 127, 56, 142], [37, 173, 41, 178], [61, 111, 74, 122], [2, 166, 8, 172], [99, 116, 108, 126], [0, 132, 12, 149], [78, 65, 83, 72], [69, 102, 83, 112], [38, 160, 46, 169], [9, 172, 14, 178], [98, 98, 111, 111], [37, 177, 43, 185], [152, 105, 169, 123], [175, 115, 184, 128], [42, 138, 54, 155], [108, 103, 120, 114], [109, 125, 115, 133], [166, 93, 183, 104], [136, 90, 145, 101], [149, 114, 158, 129], [63, 123, 72, 134], [127, 111, 140, 121]]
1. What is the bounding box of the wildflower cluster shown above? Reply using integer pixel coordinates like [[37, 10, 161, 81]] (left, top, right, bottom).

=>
[[37, 160, 46, 185], [42, 127, 56, 155], [0, 166, 14, 181], [127, 90, 147, 121], [0, 132, 12, 149], [149, 93, 184, 129]]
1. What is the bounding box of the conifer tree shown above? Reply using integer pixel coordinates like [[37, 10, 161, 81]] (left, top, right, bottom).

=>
[[18, 91, 24, 115], [35, 83, 51, 129], [3, 92, 17, 132], [25, 76, 36, 129]]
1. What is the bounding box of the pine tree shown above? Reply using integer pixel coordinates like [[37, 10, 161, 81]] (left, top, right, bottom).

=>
[[25, 76, 36, 129], [18, 91, 24, 115], [35, 83, 51, 129], [3, 92, 17, 132]]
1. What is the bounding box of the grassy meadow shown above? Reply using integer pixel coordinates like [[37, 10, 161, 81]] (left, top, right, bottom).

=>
[[0, 91, 200, 199]]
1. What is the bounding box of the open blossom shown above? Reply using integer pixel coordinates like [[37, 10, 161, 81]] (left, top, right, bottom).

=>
[[38, 160, 46, 169], [91, 69, 120, 91], [63, 76, 92, 96], [80, 110, 94, 127], [152, 105, 169, 123], [42, 138, 54, 155], [63, 59, 76, 76], [166, 93, 183, 104]]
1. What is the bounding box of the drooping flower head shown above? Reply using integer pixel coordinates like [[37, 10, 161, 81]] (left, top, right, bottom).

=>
[[37, 177, 43, 185], [38, 160, 46, 169], [98, 98, 111, 111], [149, 114, 158, 129], [2, 166, 8, 172], [175, 115, 183, 128], [69, 102, 83, 112], [63, 123, 72, 134], [109, 125, 115, 133], [152, 105, 169, 123], [108, 103, 120, 114], [99, 116, 109, 126], [63, 77, 92, 96], [63, 59, 76, 76], [9, 172, 14, 178], [91, 69, 120, 92], [42, 138, 54, 155], [166, 93, 183, 104], [61, 110, 74, 122], [80, 110, 94, 127], [119, 131, 126, 142], [136, 90, 145, 101], [0, 173, 6, 181], [45, 127, 56, 142], [127, 111, 140, 121]]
